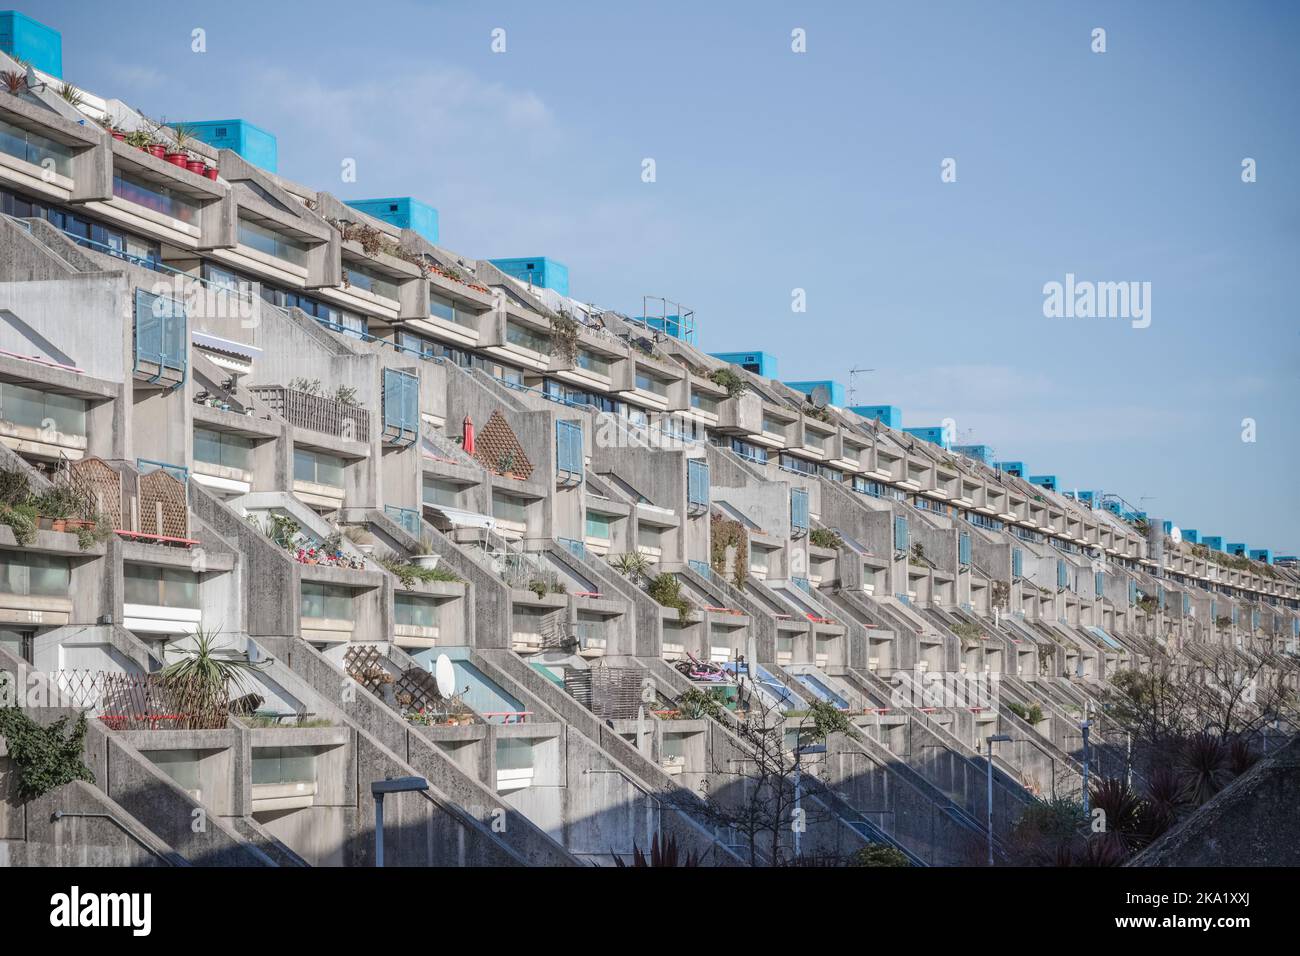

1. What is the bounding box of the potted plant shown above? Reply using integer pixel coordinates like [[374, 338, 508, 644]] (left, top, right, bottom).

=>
[[146, 139, 167, 159], [164, 124, 195, 168], [411, 535, 440, 570], [204, 163, 219, 181]]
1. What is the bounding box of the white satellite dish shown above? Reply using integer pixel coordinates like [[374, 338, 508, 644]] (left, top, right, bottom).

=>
[[434, 654, 455, 698], [1169, 526, 1182, 544], [809, 384, 830, 410]]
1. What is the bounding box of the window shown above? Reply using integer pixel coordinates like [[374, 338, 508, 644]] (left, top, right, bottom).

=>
[[959, 532, 972, 566], [0, 628, 33, 664], [0, 552, 71, 597], [293, 448, 345, 486], [576, 349, 612, 377], [635, 371, 669, 396], [238, 219, 308, 266], [300, 582, 353, 620], [113, 173, 200, 225], [124, 565, 200, 608], [505, 322, 551, 354], [0, 381, 86, 435], [344, 264, 400, 301], [252, 747, 316, 785], [0, 117, 73, 176], [690, 391, 720, 414], [395, 594, 437, 628], [638, 524, 663, 551], [894, 515, 910, 552], [422, 478, 463, 508], [193, 427, 253, 471], [585, 512, 612, 540], [492, 493, 528, 524]]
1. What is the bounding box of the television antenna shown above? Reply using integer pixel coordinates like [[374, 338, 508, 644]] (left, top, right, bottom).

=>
[[847, 366, 875, 406]]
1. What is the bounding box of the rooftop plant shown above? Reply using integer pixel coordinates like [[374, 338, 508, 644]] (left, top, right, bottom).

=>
[[707, 367, 747, 399], [160, 625, 266, 728], [380, 556, 462, 589], [809, 527, 843, 550], [647, 572, 694, 623], [1, 69, 28, 95]]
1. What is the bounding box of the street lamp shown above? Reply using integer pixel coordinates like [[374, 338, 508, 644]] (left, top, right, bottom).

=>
[[370, 775, 429, 867], [985, 733, 1012, 866], [792, 720, 827, 861]]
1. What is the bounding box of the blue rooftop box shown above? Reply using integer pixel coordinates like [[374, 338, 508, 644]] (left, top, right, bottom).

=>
[[953, 444, 993, 465], [1029, 475, 1058, 492], [783, 380, 845, 407], [997, 461, 1025, 478], [1074, 490, 1099, 508], [1248, 548, 1272, 564], [848, 405, 902, 429], [1182, 529, 1198, 544], [903, 426, 951, 449], [490, 257, 569, 296], [182, 119, 277, 173], [1226, 542, 1247, 556], [346, 197, 438, 245], [710, 351, 778, 378], [1201, 536, 1223, 551], [0, 11, 61, 78]]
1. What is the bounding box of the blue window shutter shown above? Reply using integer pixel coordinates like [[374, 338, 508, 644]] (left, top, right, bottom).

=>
[[556, 420, 583, 478], [1158, 586, 1165, 611], [382, 368, 419, 445], [1095, 571, 1104, 597], [687, 458, 709, 510], [1211, 599, 1217, 620], [958, 532, 971, 566], [1012, 548, 1023, 578], [1128, 579, 1137, 605], [791, 487, 809, 533], [1057, 559, 1068, 589], [1183, 593, 1190, 614], [894, 515, 909, 552]]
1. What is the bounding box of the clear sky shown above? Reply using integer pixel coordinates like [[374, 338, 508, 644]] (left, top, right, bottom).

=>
[[31, 0, 1300, 552]]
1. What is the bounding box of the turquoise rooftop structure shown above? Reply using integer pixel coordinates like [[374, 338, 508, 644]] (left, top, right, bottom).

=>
[[346, 197, 439, 245]]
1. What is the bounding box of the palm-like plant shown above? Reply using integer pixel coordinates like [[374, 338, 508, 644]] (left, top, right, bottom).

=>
[[1178, 732, 1230, 806], [57, 81, 85, 108], [161, 625, 265, 724], [1, 69, 28, 95]]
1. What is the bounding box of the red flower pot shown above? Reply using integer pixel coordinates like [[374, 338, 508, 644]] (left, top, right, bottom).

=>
[[110, 130, 126, 141], [147, 144, 166, 158], [186, 158, 206, 175], [204, 165, 219, 181], [165, 151, 189, 168]]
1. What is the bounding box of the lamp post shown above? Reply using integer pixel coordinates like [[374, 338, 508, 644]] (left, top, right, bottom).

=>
[[370, 775, 429, 867], [1080, 719, 1093, 815], [985, 733, 1011, 866], [791, 720, 826, 862]]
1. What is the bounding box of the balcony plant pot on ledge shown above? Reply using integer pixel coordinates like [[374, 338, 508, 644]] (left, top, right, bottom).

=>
[[165, 151, 189, 169], [146, 143, 167, 159], [412, 553, 441, 571]]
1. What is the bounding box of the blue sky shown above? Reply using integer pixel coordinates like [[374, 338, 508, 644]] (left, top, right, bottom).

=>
[[33, 0, 1300, 551]]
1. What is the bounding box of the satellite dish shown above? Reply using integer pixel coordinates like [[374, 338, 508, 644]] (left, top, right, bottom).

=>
[[810, 384, 830, 410], [1169, 526, 1182, 544], [434, 654, 455, 698]]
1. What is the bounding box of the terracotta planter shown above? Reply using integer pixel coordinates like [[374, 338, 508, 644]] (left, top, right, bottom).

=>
[[165, 151, 189, 168], [146, 144, 166, 159], [50, 518, 68, 533], [186, 158, 206, 175], [204, 165, 219, 181]]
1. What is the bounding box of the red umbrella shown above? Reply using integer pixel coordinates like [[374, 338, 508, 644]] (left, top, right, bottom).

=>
[[462, 414, 475, 455]]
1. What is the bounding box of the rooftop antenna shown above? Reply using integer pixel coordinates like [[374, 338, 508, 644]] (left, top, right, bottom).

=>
[[848, 366, 875, 406]]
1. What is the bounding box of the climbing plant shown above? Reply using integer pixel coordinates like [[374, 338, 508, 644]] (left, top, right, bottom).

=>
[[0, 708, 94, 800], [549, 312, 581, 365], [710, 514, 749, 589]]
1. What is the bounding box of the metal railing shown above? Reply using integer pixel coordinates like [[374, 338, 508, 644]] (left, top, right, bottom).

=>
[[251, 385, 371, 443]]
